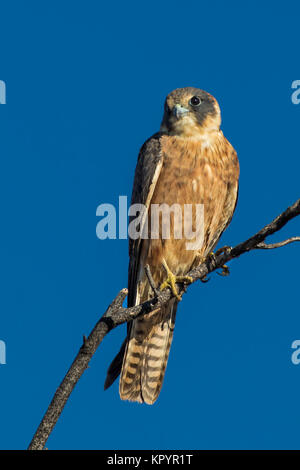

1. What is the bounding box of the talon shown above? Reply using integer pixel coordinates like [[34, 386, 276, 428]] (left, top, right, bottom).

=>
[[176, 275, 194, 284], [215, 246, 232, 256], [160, 260, 193, 301], [217, 264, 230, 277], [200, 276, 210, 283], [202, 251, 218, 267]]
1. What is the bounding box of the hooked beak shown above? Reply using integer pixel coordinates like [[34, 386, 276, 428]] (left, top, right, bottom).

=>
[[172, 104, 189, 119]]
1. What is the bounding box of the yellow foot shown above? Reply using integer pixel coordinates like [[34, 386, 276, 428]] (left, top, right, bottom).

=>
[[160, 260, 193, 301], [203, 249, 231, 277], [214, 246, 231, 276], [217, 264, 230, 276], [200, 251, 218, 266], [215, 245, 232, 256], [205, 246, 232, 263]]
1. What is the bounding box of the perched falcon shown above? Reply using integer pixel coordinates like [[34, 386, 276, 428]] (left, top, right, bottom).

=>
[[105, 87, 240, 404]]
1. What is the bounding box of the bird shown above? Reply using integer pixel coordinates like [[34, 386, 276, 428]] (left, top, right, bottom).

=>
[[104, 87, 240, 404]]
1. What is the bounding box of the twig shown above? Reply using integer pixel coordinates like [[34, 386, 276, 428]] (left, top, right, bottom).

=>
[[28, 198, 300, 450], [144, 264, 160, 296], [256, 237, 300, 249]]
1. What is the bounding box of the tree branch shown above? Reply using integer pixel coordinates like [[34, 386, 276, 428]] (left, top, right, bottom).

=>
[[256, 237, 300, 249], [28, 198, 300, 450]]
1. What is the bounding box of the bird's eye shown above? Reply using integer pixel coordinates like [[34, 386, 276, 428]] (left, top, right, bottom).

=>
[[189, 96, 201, 106]]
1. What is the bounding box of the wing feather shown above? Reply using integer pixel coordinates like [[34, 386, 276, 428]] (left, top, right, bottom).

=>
[[128, 132, 165, 307], [104, 133, 165, 391]]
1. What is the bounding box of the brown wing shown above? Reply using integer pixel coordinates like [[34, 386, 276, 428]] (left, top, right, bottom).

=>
[[104, 133, 165, 391], [205, 154, 239, 254], [127, 132, 165, 307]]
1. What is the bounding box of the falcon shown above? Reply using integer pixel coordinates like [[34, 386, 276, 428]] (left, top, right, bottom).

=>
[[105, 87, 240, 404]]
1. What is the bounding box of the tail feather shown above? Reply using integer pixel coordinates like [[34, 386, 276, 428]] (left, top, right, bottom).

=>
[[119, 299, 177, 404], [104, 339, 127, 391], [140, 309, 176, 404]]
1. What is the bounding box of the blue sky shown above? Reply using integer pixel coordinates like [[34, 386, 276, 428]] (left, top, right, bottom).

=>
[[0, 0, 300, 450]]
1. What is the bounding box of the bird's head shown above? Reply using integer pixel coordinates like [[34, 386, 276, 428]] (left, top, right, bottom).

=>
[[160, 87, 221, 138]]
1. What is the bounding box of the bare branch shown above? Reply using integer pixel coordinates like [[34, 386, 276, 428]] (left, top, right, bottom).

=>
[[27, 288, 128, 451], [256, 237, 300, 249], [144, 264, 160, 296], [28, 198, 300, 450]]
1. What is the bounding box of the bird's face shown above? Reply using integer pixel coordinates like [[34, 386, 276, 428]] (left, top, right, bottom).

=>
[[160, 87, 221, 138]]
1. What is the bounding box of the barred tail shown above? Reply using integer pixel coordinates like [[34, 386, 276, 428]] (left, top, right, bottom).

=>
[[119, 299, 177, 405]]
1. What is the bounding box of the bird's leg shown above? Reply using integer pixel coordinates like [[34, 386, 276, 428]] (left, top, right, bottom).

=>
[[202, 251, 218, 268], [215, 246, 231, 276], [203, 246, 232, 276], [160, 259, 193, 301], [215, 245, 232, 257], [217, 264, 230, 276]]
